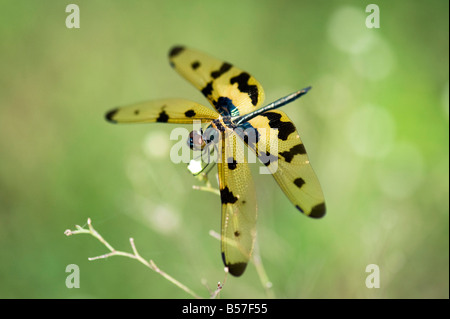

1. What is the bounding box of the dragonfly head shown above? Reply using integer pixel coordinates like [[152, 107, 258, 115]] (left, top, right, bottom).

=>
[[187, 129, 206, 151]]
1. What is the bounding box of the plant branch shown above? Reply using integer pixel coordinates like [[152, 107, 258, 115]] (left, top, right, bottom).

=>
[[65, 218, 202, 299], [192, 172, 220, 196]]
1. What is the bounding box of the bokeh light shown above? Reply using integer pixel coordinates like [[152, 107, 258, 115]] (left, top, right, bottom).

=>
[[328, 6, 376, 54], [375, 141, 424, 199], [346, 104, 396, 158]]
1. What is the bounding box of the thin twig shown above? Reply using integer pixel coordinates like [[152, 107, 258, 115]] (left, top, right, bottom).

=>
[[192, 172, 221, 196], [252, 240, 275, 298], [210, 267, 229, 299], [192, 185, 221, 195], [65, 218, 202, 299]]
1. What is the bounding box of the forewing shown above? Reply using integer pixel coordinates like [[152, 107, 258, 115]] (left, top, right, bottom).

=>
[[217, 129, 257, 276], [105, 98, 218, 124], [245, 110, 326, 218], [168, 46, 265, 116]]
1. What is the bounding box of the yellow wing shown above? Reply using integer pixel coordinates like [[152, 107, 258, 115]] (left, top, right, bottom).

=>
[[169, 46, 265, 116], [217, 129, 257, 276], [105, 99, 218, 124], [247, 110, 326, 218]]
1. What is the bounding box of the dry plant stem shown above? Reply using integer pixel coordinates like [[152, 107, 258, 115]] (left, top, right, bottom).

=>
[[252, 241, 275, 299], [209, 268, 228, 299], [65, 218, 202, 299], [192, 185, 220, 196], [192, 173, 220, 196]]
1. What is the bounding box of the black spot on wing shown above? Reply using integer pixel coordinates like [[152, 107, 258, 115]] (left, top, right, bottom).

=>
[[261, 112, 296, 141], [258, 151, 278, 167], [105, 108, 119, 123], [309, 202, 326, 218], [294, 178, 305, 188], [220, 186, 238, 204], [191, 61, 200, 70], [221, 252, 247, 277], [185, 110, 196, 118], [234, 231, 240, 237], [279, 144, 306, 163], [201, 81, 213, 98], [228, 262, 247, 277], [211, 62, 232, 79], [134, 110, 140, 115], [168, 46, 185, 58], [227, 157, 237, 170], [230, 72, 259, 106], [156, 110, 169, 123]]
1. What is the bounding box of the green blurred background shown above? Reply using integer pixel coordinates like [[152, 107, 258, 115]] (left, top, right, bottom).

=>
[[0, 0, 448, 298]]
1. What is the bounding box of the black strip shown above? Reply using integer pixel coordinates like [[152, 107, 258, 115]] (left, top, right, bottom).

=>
[[220, 186, 238, 204], [261, 112, 296, 141], [156, 110, 169, 123], [309, 202, 326, 218], [211, 62, 232, 79], [105, 108, 119, 123], [279, 144, 306, 163], [230, 72, 259, 106], [168, 46, 185, 58], [201, 81, 213, 97], [185, 110, 196, 117]]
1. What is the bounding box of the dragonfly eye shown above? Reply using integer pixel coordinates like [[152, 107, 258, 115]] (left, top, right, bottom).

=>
[[188, 130, 205, 150]]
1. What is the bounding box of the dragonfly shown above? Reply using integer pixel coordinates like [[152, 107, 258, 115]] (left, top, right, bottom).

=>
[[105, 46, 326, 277]]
